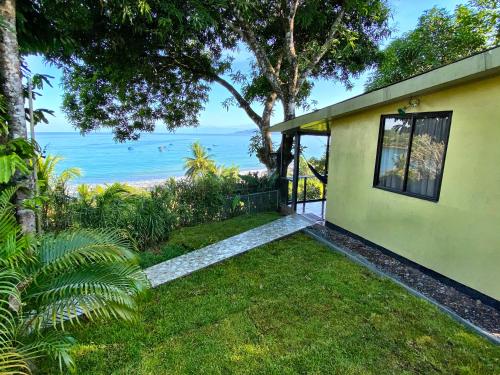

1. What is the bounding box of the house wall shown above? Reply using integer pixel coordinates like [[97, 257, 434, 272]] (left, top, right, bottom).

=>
[[325, 75, 500, 300]]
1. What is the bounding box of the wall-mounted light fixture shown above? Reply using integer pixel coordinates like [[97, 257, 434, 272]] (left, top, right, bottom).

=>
[[397, 98, 420, 115]]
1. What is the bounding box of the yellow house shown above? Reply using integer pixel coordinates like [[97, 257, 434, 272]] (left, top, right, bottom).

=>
[[270, 47, 500, 302]]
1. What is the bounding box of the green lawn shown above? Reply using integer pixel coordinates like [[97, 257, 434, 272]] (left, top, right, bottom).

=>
[[139, 212, 282, 268], [42, 216, 499, 374]]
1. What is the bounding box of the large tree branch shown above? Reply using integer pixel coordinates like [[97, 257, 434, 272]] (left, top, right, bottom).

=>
[[211, 75, 263, 127], [297, 8, 345, 90], [168, 54, 263, 127], [226, 6, 284, 96], [284, 0, 300, 92], [262, 92, 277, 125]]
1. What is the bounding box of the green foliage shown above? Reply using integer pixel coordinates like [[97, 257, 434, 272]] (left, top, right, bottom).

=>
[[22, 0, 217, 140], [19, 1, 390, 146], [183, 141, 217, 178], [161, 175, 242, 227], [0, 187, 148, 373], [35, 155, 81, 229], [366, 1, 500, 90], [286, 156, 326, 202], [0, 136, 36, 184], [237, 172, 279, 193], [43, 172, 280, 251], [23, 72, 56, 125], [58, 183, 175, 250]]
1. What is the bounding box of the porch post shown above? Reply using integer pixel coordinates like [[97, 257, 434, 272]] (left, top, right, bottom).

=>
[[278, 133, 288, 208], [323, 132, 330, 200], [291, 131, 301, 212]]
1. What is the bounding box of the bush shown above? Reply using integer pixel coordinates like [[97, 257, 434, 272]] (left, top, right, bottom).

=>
[[43, 174, 280, 251], [0, 187, 148, 373]]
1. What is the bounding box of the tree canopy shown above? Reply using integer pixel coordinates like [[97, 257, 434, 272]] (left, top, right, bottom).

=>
[[17, 0, 390, 171], [365, 0, 499, 91]]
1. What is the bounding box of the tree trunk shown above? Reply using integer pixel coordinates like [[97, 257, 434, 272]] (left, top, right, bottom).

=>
[[278, 97, 296, 173], [0, 0, 36, 233], [257, 92, 278, 172]]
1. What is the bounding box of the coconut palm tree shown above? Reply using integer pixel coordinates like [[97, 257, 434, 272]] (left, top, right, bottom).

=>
[[183, 141, 216, 178], [0, 187, 149, 373]]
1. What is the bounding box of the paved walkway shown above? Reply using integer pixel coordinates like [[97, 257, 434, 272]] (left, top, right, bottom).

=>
[[145, 214, 312, 287]]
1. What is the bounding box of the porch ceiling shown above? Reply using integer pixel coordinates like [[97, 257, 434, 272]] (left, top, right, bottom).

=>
[[274, 118, 331, 135]]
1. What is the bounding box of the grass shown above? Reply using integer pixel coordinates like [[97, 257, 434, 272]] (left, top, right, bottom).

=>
[[43, 220, 500, 374], [139, 211, 282, 268]]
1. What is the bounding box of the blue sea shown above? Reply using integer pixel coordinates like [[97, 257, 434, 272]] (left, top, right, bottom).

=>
[[35, 132, 327, 184]]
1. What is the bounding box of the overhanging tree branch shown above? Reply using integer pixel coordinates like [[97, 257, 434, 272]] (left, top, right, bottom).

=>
[[169, 54, 263, 128], [297, 8, 346, 89], [211, 74, 263, 126], [284, 0, 300, 90], [226, 6, 284, 96]]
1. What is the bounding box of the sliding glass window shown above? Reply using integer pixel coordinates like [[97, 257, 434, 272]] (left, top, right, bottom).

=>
[[374, 112, 452, 201]]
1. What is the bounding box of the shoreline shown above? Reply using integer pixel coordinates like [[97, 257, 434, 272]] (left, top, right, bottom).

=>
[[67, 168, 268, 194]]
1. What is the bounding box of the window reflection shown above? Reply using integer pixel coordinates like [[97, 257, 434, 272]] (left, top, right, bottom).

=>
[[406, 116, 450, 197], [375, 113, 451, 200], [377, 117, 411, 190]]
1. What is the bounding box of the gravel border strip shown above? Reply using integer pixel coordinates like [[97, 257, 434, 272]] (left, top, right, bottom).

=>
[[303, 227, 500, 345]]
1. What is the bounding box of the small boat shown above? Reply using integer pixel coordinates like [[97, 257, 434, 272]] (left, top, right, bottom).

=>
[[128, 146, 133, 150]]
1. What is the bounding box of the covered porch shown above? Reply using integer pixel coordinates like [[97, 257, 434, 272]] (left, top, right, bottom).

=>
[[273, 119, 332, 219]]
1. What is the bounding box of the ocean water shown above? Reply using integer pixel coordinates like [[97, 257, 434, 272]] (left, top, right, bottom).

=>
[[35, 132, 327, 184]]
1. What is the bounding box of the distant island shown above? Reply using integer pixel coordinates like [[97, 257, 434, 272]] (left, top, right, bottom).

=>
[[230, 129, 255, 135]]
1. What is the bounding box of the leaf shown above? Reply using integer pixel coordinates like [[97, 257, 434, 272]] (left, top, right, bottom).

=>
[[0, 155, 30, 183]]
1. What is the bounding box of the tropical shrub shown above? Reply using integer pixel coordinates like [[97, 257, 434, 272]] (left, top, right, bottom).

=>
[[237, 172, 279, 193], [0, 187, 148, 373], [161, 175, 239, 226], [67, 183, 176, 249], [36, 155, 81, 230]]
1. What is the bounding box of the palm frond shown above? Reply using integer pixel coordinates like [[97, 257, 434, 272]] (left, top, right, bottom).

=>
[[0, 187, 35, 269], [57, 167, 81, 185], [27, 263, 147, 307], [0, 269, 34, 375], [19, 331, 76, 373], [0, 186, 17, 211], [36, 229, 137, 272]]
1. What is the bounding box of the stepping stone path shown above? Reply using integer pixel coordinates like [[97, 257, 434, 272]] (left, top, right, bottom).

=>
[[145, 214, 313, 287]]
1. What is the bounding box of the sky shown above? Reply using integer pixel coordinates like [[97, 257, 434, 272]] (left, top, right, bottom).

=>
[[28, 0, 465, 134]]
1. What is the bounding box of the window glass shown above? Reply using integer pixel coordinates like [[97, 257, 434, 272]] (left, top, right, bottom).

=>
[[406, 115, 450, 197], [377, 117, 412, 191], [374, 112, 451, 201]]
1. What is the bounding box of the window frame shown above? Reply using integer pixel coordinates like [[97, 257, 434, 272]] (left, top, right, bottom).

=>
[[373, 111, 453, 202]]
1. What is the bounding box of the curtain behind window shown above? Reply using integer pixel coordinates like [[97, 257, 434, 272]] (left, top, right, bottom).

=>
[[406, 115, 450, 197]]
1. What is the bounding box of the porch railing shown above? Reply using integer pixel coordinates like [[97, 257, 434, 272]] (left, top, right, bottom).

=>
[[284, 175, 326, 205]]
